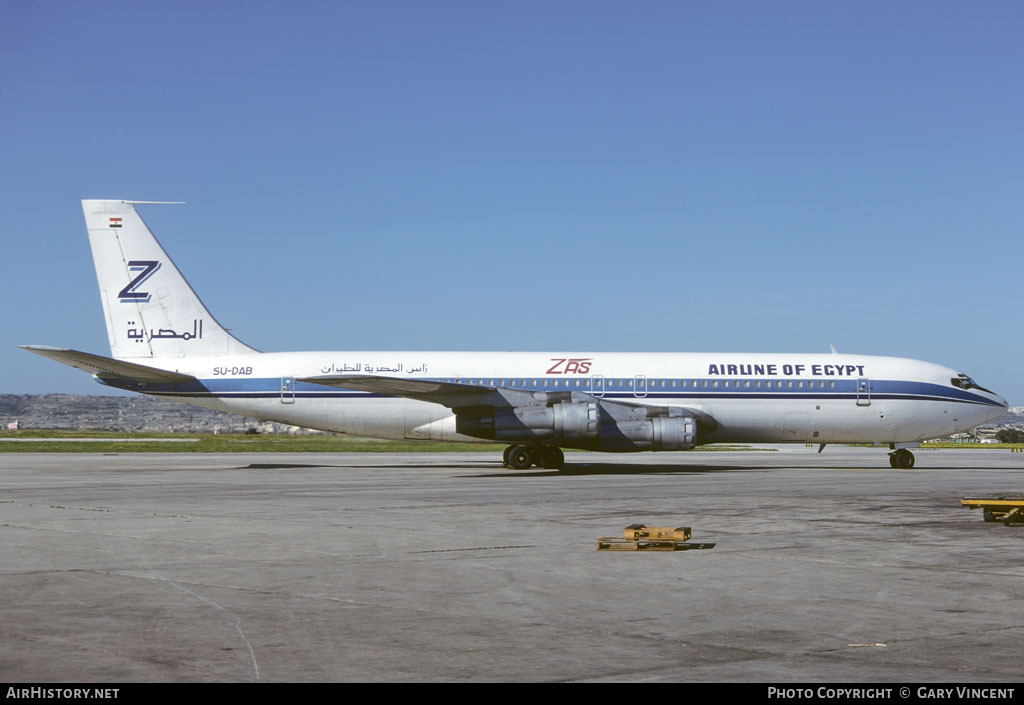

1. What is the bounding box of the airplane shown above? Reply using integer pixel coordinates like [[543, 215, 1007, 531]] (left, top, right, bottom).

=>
[[22, 200, 1009, 470]]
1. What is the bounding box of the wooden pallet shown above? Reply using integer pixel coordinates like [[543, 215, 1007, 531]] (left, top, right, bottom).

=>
[[623, 524, 691, 542], [597, 537, 716, 551], [597, 524, 715, 551]]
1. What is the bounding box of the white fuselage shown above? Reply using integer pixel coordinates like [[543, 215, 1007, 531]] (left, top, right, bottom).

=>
[[101, 350, 1008, 447]]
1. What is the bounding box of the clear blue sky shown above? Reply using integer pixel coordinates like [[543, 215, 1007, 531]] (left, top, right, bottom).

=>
[[3, 1, 1022, 403]]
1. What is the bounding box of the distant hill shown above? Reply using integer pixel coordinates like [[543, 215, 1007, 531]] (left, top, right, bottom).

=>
[[998, 407, 1024, 425], [0, 394, 319, 434]]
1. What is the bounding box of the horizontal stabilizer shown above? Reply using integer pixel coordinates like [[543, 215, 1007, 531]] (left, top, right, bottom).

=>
[[20, 345, 198, 384]]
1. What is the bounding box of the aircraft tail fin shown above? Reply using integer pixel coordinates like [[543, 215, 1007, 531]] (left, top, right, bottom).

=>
[[83, 200, 258, 359]]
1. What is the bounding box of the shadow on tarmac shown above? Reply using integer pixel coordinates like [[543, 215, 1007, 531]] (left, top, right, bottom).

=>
[[234, 460, 761, 475], [468, 462, 767, 477], [233, 460, 1003, 475]]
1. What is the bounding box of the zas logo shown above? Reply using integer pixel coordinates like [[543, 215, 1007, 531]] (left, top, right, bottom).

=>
[[546, 358, 593, 374], [118, 261, 161, 303]]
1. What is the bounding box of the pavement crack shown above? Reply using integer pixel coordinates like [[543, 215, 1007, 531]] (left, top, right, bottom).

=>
[[145, 575, 262, 681]]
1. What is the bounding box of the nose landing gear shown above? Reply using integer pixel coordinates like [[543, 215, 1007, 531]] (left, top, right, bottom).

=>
[[888, 448, 916, 469]]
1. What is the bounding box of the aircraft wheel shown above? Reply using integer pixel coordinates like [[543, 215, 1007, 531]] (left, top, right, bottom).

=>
[[503, 445, 513, 467], [889, 453, 898, 468], [507, 445, 534, 470], [538, 446, 565, 470], [891, 449, 915, 469]]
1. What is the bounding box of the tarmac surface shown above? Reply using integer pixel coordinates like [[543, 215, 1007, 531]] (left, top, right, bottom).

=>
[[1, 446, 1022, 683]]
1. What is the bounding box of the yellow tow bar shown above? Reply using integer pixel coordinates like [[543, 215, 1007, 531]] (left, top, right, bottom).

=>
[[961, 497, 1024, 526]]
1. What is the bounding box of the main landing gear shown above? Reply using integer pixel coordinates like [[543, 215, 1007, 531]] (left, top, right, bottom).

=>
[[502, 444, 565, 470], [888, 448, 916, 469]]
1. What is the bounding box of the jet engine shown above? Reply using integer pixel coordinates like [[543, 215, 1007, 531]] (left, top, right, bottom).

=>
[[455, 399, 698, 451]]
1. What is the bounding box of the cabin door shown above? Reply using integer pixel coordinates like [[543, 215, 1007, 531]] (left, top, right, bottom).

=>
[[856, 378, 871, 406], [281, 376, 296, 404]]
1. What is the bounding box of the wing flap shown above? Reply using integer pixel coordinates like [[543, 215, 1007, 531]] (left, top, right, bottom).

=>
[[20, 346, 198, 384]]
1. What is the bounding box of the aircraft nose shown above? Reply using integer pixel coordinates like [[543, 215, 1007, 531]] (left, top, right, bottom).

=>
[[979, 392, 1009, 426], [988, 390, 1010, 417]]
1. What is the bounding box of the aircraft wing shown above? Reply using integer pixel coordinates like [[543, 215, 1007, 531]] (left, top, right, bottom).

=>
[[299, 374, 528, 409], [20, 345, 198, 385], [303, 374, 495, 397], [301, 373, 717, 430]]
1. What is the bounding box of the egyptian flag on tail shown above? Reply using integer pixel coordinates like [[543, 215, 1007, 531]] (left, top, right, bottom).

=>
[[109, 217, 122, 228]]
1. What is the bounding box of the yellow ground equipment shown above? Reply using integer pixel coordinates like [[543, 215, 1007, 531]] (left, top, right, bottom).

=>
[[961, 497, 1024, 526], [597, 524, 716, 551]]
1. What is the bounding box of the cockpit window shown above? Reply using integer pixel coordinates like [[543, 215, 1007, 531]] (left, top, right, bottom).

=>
[[951, 373, 993, 394]]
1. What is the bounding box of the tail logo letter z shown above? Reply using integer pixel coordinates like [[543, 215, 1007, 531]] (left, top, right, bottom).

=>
[[118, 261, 161, 303]]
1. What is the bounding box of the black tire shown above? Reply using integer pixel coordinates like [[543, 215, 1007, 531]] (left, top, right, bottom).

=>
[[503, 445, 513, 467], [893, 449, 915, 469], [508, 445, 534, 470], [538, 446, 565, 470]]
